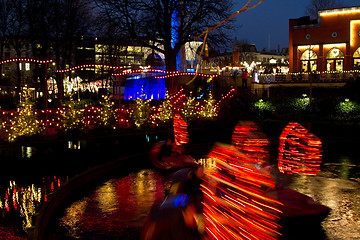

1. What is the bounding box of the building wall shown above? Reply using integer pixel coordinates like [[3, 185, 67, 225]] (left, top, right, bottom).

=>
[[289, 7, 360, 73]]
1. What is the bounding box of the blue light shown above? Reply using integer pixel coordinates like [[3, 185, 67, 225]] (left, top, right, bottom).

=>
[[123, 75, 166, 100], [174, 194, 189, 207]]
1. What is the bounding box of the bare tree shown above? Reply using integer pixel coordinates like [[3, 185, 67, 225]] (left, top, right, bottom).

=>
[[305, 0, 345, 19], [93, 0, 235, 73]]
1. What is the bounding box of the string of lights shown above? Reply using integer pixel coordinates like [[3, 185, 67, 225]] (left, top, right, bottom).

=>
[[0, 58, 53, 65]]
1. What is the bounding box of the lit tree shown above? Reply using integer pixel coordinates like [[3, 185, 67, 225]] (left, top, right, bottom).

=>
[[60, 91, 84, 132], [99, 94, 116, 126], [131, 96, 151, 128], [93, 0, 238, 93], [8, 88, 43, 142], [182, 92, 198, 121], [200, 91, 217, 118], [157, 91, 173, 123]]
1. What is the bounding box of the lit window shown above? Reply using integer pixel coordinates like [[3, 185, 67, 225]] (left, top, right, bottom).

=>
[[25, 63, 30, 71], [19, 63, 22, 70]]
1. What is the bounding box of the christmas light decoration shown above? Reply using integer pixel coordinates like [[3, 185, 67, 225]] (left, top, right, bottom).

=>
[[99, 95, 116, 126], [131, 96, 151, 128], [112, 68, 170, 76], [232, 121, 270, 163], [155, 91, 173, 123], [154, 72, 218, 79], [60, 92, 84, 132], [173, 114, 189, 145], [199, 91, 217, 118], [8, 89, 44, 142], [278, 122, 322, 175], [182, 93, 199, 121], [0, 58, 52, 65], [56, 64, 126, 73], [202, 143, 282, 240]]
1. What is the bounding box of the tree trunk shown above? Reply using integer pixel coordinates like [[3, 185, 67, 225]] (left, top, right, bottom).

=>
[[164, 50, 178, 94]]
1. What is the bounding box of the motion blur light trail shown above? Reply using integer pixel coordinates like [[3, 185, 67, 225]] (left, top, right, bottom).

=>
[[201, 143, 282, 240], [278, 122, 322, 175], [174, 114, 189, 146], [232, 121, 270, 163]]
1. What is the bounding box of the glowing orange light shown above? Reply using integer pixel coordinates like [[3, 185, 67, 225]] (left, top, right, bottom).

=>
[[202, 143, 282, 240], [278, 122, 322, 175]]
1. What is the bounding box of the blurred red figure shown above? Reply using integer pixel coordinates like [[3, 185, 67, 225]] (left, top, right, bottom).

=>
[[202, 143, 282, 240], [278, 122, 322, 175], [174, 114, 189, 146], [231, 121, 270, 165]]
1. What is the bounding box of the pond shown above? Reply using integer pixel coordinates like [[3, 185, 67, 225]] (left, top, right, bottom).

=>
[[0, 131, 359, 239], [53, 141, 360, 240]]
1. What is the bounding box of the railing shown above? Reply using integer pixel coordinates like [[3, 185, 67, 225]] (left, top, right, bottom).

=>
[[258, 71, 360, 84]]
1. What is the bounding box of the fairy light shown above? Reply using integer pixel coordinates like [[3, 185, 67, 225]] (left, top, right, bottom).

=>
[[60, 92, 84, 132], [0, 58, 53, 65], [112, 68, 169, 76], [8, 88, 43, 142], [278, 122, 322, 175], [99, 95, 116, 126], [199, 91, 217, 118], [56, 64, 127, 73], [131, 95, 151, 128], [154, 72, 218, 79], [319, 7, 360, 17]]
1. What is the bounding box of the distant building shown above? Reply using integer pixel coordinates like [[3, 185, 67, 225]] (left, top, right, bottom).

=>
[[289, 6, 360, 73]]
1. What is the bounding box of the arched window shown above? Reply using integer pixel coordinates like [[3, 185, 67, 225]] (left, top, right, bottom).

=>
[[300, 49, 317, 72], [353, 48, 360, 70], [326, 48, 344, 71]]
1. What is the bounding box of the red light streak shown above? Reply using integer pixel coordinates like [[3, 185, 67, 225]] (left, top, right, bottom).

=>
[[202, 143, 282, 240], [278, 122, 322, 175], [173, 114, 189, 145]]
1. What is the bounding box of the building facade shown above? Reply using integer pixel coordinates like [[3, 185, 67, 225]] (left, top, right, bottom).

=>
[[289, 6, 360, 73]]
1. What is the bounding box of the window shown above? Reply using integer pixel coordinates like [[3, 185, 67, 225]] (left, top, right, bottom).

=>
[[25, 63, 30, 71], [326, 48, 344, 71], [300, 49, 317, 72], [353, 47, 360, 70]]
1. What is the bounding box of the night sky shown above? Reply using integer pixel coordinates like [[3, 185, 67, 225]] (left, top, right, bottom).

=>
[[233, 0, 360, 51]]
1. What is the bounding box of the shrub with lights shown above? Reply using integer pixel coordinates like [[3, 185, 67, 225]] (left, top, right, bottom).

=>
[[182, 92, 199, 122], [199, 91, 217, 119], [334, 98, 360, 121], [252, 99, 275, 118], [99, 95, 117, 126], [153, 91, 173, 125], [60, 92, 84, 132], [131, 95, 151, 128], [7, 88, 44, 142]]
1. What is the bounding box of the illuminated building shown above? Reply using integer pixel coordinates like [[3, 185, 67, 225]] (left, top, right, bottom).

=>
[[289, 6, 360, 72]]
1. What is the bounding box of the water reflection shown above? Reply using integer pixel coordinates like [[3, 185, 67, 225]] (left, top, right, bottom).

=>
[[21, 146, 35, 158], [288, 174, 360, 240], [0, 176, 66, 232], [59, 169, 166, 239], [67, 140, 82, 150]]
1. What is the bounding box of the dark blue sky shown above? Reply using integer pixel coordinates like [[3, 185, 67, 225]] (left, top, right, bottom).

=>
[[233, 0, 360, 51]]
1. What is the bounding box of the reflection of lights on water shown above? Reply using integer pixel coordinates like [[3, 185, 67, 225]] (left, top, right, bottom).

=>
[[340, 157, 351, 180], [1, 177, 64, 232], [97, 180, 118, 216], [21, 146, 34, 158], [60, 169, 166, 239], [67, 140, 81, 150], [60, 199, 87, 236], [196, 158, 216, 170]]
